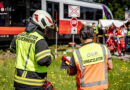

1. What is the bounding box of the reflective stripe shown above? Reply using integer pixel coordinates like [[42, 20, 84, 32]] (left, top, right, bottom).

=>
[[36, 49, 50, 57], [24, 71, 28, 78], [76, 45, 108, 88], [22, 71, 27, 78], [22, 71, 26, 77], [24, 44, 32, 70], [15, 41, 18, 67], [75, 50, 85, 86], [81, 80, 107, 87], [14, 75, 45, 86], [98, 35, 103, 37], [127, 31, 130, 36], [100, 45, 108, 81], [105, 34, 107, 36], [36, 50, 51, 61]]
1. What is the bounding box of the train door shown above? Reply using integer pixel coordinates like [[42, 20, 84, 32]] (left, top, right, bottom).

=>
[[46, 1, 59, 39], [47, 1, 59, 24]]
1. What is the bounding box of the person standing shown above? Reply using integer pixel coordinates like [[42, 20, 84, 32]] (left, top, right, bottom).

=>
[[10, 10, 54, 90], [126, 21, 130, 49], [67, 26, 113, 90]]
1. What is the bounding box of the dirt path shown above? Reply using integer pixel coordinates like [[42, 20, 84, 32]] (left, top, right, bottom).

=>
[[0, 50, 15, 60], [112, 52, 130, 61]]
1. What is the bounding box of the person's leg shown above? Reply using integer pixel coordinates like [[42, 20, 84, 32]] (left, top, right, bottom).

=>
[[15, 87, 44, 90], [115, 42, 121, 56], [15, 87, 22, 90]]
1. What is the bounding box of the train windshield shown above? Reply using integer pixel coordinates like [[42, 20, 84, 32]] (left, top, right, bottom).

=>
[[0, 0, 41, 27]]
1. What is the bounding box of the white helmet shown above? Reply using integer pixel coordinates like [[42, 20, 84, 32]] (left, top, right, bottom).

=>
[[32, 10, 53, 29]]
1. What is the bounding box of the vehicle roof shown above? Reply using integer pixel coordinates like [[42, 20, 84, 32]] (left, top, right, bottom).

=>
[[47, 0, 105, 9]]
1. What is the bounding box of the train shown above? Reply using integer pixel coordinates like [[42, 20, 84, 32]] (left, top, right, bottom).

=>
[[0, 0, 113, 47]]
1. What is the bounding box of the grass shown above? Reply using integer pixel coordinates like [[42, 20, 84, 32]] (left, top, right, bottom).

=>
[[0, 45, 130, 90], [0, 50, 4, 54]]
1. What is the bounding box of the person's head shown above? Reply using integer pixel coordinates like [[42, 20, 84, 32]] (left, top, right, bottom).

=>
[[111, 23, 116, 30], [79, 26, 94, 43], [92, 23, 95, 26], [32, 10, 54, 35]]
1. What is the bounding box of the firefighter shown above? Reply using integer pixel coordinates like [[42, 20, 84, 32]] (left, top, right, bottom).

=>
[[10, 10, 55, 90], [67, 26, 113, 90]]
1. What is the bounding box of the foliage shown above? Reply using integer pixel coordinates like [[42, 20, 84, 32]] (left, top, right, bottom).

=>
[[94, 0, 130, 20], [0, 50, 4, 54], [0, 46, 130, 90]]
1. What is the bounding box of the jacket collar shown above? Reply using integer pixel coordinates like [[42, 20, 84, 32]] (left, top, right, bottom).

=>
[[82, 41, 93, 46], [35, 28, 44, 37]]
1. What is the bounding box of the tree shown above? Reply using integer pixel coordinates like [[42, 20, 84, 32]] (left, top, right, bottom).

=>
[[94, 0, 130, 20]]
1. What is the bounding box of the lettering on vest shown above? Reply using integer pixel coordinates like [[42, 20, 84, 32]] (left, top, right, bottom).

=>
[[83, 56, 103, 64], [17, 33, 38, 43], [86, 52, 98, 57]]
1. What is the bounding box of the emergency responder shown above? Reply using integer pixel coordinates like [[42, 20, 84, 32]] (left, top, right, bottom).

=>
[[67, 26, 113, 90], [116, 27, 125, 56], [97, 27, 104, 43], [91, 23, 97, 42], [10, 10, 54, 90], [104, 27, 108, 43], [126, 21, 130, 50]]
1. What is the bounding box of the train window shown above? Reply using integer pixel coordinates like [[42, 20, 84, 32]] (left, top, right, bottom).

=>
[[54, 3, 59, 22], [47, 2, 53, 18], [78, 7, 84, 19], [0, 0, 10, 26], [11, 0, 26, 26], [30, 0, 41, 15], [64, 4, 71, 19], [85, 7, 95, 20], [0, 0, 41, 27], [95, 9, 102, 20], [79, 6, 95, 20]]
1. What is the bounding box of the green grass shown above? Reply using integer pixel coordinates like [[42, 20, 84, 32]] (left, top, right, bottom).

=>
[[0, 46, 130, 90]]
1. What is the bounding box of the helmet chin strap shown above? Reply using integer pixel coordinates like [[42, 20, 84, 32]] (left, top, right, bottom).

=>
[[25, 20, 38, 32]]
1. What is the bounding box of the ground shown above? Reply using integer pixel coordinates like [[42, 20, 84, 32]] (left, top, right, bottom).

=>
[[0, 45, 130, 90]]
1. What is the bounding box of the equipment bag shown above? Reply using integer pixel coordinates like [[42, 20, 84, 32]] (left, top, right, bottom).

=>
[[43, 80, 54, 90]]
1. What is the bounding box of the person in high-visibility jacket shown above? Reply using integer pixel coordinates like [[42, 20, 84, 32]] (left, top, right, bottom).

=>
[[97, 27, 104, 43], [10, 10, 55, 90], [126, 22, 130, 49], [67, 26, 113, 90]]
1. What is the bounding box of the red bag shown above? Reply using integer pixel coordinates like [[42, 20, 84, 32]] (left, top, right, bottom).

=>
[[43, 80, 54, 90]]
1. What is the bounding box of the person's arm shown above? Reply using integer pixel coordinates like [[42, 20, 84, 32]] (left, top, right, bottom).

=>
[[67, 67, 77, 76], [107, 49, 113, 70], [35, 39, 52, 67], [67, 55, 77, 76], [124, 24, 127, 30], [108, 59, 113, 70], [10, 37, 16, 53]]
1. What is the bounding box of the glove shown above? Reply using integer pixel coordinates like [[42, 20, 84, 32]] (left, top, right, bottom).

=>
[[62, 56, 71, 65]]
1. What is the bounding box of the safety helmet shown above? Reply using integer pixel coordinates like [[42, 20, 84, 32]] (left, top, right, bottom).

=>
[[32, 10, 53, 29]]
